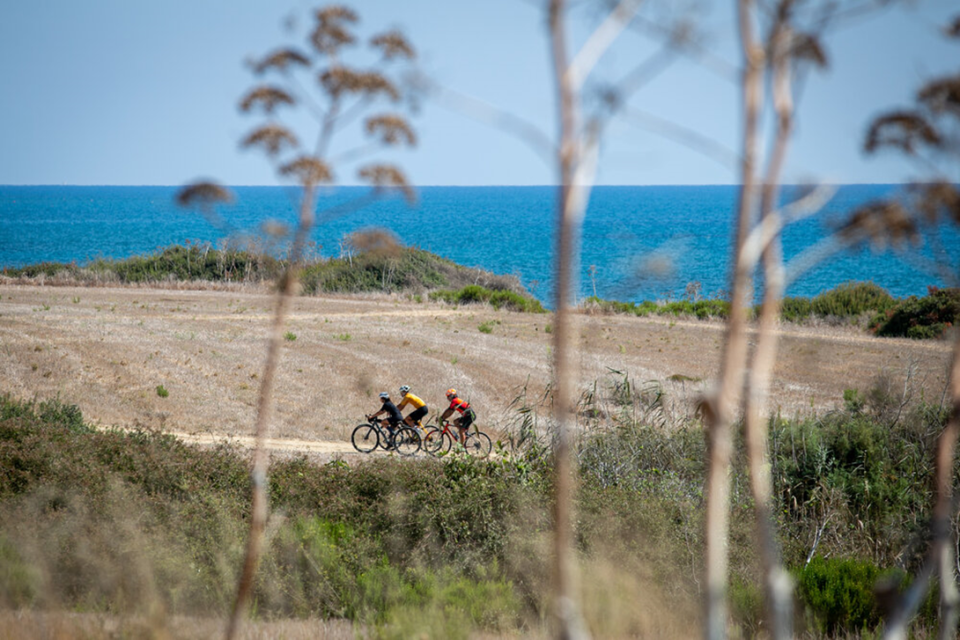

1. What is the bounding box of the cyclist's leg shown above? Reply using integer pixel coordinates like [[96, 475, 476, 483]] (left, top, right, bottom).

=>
[[409, 406, 428, 435], [387, 418, 400, 438]]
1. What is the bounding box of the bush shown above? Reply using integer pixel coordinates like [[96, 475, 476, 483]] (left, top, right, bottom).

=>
[[431, 285, 545, 313], [810, 281, 896, 319], [780, 296, 813, 322], [870, 287, 960, 339], [795, 556, 886, 635], [4, 244, 282, 284]]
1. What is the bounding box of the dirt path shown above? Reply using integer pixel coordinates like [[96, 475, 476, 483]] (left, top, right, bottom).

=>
[[1, 284, 953, 447], [169, 431, 360, 455]]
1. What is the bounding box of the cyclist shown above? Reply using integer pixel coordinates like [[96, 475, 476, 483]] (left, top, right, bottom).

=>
[[440, 388, 476, 445], [369, 391, 403, 438], [397, 384, 428, 434]]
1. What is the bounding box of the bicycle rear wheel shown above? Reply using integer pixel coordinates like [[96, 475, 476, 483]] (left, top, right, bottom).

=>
[[423, 427, 452, 456], [351, 424, 379, 454], [463, 431, 492, 458], [393, 426, 421, 457]]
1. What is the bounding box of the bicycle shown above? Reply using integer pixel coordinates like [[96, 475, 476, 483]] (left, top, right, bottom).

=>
[[351, 415, 421, 456], [423, 419, 492, 458]]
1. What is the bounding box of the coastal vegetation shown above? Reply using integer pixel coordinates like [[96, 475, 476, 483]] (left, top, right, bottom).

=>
[[4, 245, 956, 337], [588, 281, 959, 340], [0, 241, 540, 310], [0, 375, 951, 637]]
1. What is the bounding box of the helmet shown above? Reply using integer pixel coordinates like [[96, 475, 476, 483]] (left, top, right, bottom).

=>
[[446, 388, 457, 399], [379, 392, 390, 400], [399, 385, 410, 394]]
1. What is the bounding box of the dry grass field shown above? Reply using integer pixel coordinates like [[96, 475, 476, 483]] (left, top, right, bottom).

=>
[[0, 283, 954, 456]]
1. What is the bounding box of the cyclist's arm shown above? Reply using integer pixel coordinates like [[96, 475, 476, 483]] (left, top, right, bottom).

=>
[[396, 397, 409, 411], [440, 407, 454, 421]]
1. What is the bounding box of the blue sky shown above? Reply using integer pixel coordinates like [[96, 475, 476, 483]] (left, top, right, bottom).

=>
[[0, 0, 956, 186]]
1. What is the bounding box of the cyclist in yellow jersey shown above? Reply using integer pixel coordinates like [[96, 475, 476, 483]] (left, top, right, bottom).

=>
[[397, 384, 428, 431]]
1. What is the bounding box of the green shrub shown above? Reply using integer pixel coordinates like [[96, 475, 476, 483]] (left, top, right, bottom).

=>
[[431, 285, 544, 313], [585, 296, 728, 319], [284, 332, 297, 341], [795, 556, 889, 634], [780, 296, 813, 322], [5, 244, 282, 283], [870, 287, 960, 339], [810, 281, 895, 319], [156, 384, 169, 398]]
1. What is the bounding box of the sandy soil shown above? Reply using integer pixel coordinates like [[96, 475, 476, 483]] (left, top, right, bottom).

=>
[[0, 284, 953, 456]]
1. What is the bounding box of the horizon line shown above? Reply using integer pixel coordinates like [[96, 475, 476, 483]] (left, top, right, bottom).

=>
[[0, 182, 922, 188]]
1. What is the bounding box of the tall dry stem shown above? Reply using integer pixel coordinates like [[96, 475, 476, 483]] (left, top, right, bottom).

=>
[[213, 7, 417, 638], [742, 4, 794, 638], [548, 4, 588, 637], [225, 186, 316, 640], [703, 1, 762, 637]]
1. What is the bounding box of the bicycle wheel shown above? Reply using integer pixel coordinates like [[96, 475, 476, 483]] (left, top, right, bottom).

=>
[[351, 424, 379, 454], [463, 431, 492, 458], [393, 426, 421, 457], [423, 427, 452, 456]]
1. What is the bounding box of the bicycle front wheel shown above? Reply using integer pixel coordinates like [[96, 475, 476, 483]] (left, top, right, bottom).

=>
[[393, 426, 421, 457], [351, 424, 379, 454], [423, 427, 452, 456], [464, 431, 492, 458]]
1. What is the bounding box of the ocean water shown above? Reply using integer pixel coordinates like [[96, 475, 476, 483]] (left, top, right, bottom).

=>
[[0, 185, 954, 304]]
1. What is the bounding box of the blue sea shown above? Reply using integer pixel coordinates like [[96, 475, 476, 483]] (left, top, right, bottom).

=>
[[0, 185, 955, 304]]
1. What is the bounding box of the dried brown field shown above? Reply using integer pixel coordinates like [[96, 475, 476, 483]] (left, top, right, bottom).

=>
[[0, 284, 953, 456], [0, 610, 356, 640]]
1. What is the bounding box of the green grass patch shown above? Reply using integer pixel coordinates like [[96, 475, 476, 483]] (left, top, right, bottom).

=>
[[430, 285, 545, 313]]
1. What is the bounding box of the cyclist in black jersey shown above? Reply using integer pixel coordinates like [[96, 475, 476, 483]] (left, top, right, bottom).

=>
[[370, 392, 403, 436]]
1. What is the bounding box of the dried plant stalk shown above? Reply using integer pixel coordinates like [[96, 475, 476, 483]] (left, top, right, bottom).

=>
[[742, 8, 793, 638], [548, 2, 586, 637], [546, 0, 632, 636], [703, 1, 763, 637], [225, 187, 316, 640]]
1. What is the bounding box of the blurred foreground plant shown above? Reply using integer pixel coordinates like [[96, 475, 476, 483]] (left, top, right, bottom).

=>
[[176, 6, 419, 639]]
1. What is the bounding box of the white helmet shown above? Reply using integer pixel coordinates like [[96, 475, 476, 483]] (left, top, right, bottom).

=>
[[399, 385, 410, 394], [379, 392, 390, 399]]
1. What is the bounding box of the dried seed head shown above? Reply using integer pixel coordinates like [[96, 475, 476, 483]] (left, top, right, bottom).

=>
[[176, 181, 233, 209], [370, 31, 416, 60], [364, 114, 416, 146], [279, 156, 333, 186], [917, 74, 960, 117], [945, 15, 960, 39], [358, 164, 415, 204], [912, 181, 960, 225], [864, 111, 941, 155], [346, 228, 402, 258], [840, 200, 918, 249], [319, 67, 400, 101], [239, 86, 296, 114], [254, 48, 311, 74], [241, 124, 299, 156], [261, 220, 290, 239], [311, 6, 358, 55], [790, 32, 828, 69]]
